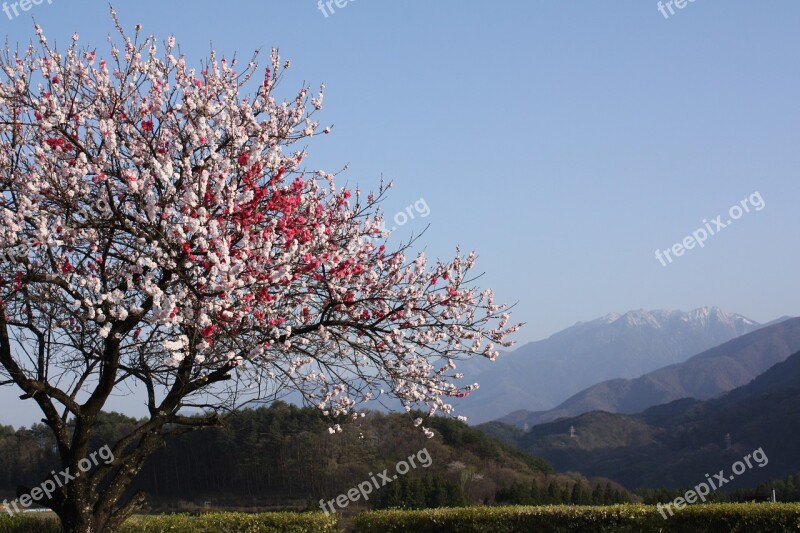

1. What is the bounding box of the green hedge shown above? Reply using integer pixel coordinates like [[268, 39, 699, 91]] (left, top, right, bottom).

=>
[[0, 512, 338, 533], [353, 504, 800, 532], [7, 505, 800, 532], [0, 514, 61, 533]]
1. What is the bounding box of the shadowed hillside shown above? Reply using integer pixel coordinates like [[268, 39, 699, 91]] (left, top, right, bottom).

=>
[[496, 317, 800, 428]]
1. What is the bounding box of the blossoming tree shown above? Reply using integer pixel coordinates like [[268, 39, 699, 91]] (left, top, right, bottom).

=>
[[0, 13, 520, 532]]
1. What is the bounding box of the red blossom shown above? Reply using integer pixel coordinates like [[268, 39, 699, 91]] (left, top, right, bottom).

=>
[[0, 26, 520, 452]]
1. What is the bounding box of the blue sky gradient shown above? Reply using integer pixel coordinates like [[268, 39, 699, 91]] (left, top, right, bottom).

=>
[[1, 1, 799, 426]]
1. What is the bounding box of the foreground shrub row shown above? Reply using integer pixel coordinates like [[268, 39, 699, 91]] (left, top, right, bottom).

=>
[[354, 504, 800, 532], [0, 512, 339, 533], [2, 504, 799, 532]]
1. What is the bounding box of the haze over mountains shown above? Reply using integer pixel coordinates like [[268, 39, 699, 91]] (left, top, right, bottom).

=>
[[456, 307, 761, 424], [498, 317, 800, 429]]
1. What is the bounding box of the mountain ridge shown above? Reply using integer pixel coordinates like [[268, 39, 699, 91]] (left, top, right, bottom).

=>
[[507, 348, 800, 489], [495, 316, 800, 429], [455, 306, 761, 424]]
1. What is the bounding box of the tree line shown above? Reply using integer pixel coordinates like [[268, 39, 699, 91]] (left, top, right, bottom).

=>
[[1, 403, 569, 512]]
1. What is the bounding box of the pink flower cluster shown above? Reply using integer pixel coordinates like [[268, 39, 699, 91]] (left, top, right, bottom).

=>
[[0, 12, 521, 432]]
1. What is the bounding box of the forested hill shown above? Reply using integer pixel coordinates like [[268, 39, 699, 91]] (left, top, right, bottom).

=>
[[505, 350, 800, 490], [0, 403, 626, 512]]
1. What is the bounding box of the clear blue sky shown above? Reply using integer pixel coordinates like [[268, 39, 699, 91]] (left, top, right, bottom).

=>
[[1, 1, 799, 426]]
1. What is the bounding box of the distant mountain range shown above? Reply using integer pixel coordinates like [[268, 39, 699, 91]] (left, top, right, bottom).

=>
[[496, 348, 800, 489], [496, 317, 800, 429], [455, 307, 761, 424]]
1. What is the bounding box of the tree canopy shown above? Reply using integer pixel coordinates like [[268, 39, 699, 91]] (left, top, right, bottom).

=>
[[0, 10, 519, 532]]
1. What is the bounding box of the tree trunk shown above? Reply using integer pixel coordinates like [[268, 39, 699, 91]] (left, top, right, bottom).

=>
[[52, 482, 147, 533], [60, 511, 102, 533], [54, 485, 110, 533], [42, 439, 153, 533]]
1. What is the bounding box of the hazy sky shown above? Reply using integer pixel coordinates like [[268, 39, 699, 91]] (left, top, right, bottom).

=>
[[1, 1, 799, 427]]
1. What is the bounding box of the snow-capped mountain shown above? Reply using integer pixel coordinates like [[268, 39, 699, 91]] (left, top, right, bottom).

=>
[[496, 316, 800, 429], [454, 307, 761, 424]]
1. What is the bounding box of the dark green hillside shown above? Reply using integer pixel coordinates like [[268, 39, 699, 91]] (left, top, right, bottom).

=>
[[1, 403, 615, 514], [507, 351, 800, 490]]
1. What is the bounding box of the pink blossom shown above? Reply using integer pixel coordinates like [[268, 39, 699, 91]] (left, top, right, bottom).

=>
[[0, 23, 521, 440]]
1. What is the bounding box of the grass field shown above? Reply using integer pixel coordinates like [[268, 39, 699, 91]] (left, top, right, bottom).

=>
[[2, 504, 799, 532]]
